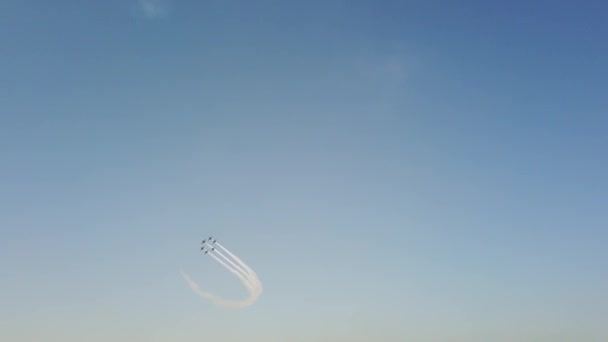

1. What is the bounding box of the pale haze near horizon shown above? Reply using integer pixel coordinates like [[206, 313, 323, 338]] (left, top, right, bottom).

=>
[[1, 1, 607, 341]]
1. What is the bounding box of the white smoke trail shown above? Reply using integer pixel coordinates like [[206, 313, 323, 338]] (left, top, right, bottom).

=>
[[215, 242, 256, 277], [205, 243, 259, 290], [181, 241, 262, 309], [208, 252, 256, 293], [181, 270, 258, 309], [208, 243, 262, 298], [205, 244, 252, 282], [215, 242, 262, 288]]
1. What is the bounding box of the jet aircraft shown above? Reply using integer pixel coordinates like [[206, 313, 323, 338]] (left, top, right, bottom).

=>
[[202, 237, 216, 245]]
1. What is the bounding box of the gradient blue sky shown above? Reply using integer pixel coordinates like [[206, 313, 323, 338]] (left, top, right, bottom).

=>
[[1, 1, 607, 341]]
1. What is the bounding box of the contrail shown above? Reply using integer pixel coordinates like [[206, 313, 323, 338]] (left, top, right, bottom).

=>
[[208, 252, 256, 293], [210, 249, 260, 293], [204, 243, 256, 288], [181, 270, 258, 309], [182, 240, 262, 309], [215, 242, 260, 281], [215, 242, 263, 297], [208, 243, 262, 297]]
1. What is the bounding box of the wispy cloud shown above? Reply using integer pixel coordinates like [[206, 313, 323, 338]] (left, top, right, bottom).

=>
[[138, 0, 170, 19]]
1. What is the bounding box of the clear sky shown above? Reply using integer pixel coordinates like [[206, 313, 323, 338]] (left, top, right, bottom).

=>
[[1, 1, 607, 341]]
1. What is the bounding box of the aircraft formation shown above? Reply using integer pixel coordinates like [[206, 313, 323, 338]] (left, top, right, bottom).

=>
[[200, 236, 217, 253], [181, 235, 263, 308]]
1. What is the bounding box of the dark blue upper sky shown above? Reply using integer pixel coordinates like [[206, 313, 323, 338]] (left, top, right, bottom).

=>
[[1, 1, 607, 341]]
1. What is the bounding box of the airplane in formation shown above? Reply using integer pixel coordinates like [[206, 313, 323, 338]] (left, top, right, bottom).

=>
[[202, 237, 217, 244], [201, 237, 217, 253], [200, 246, 215, 253]]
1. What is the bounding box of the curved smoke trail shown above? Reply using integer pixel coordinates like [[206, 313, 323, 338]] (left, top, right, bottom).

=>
[[206, 244, 260, 292], [181, 242, 262, 309], [216, 242, 261, 286]]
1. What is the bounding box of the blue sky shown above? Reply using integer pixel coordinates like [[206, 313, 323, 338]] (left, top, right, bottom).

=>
[[1, 1, 607, 341]]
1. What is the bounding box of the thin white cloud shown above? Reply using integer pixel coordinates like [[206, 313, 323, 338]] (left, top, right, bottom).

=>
[[138, 0, 170, 19]]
